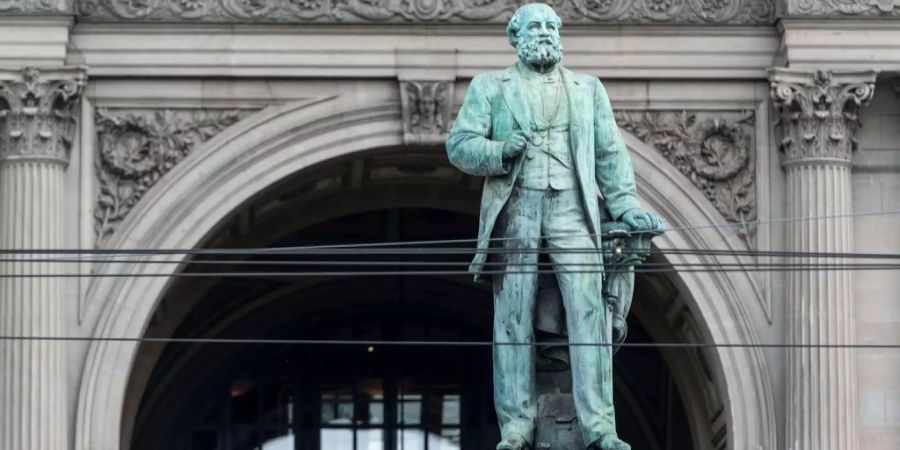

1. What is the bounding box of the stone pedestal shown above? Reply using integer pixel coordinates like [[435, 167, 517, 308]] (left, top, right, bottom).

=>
[[0, 67, 85, 450], [770, 68, 877, 450], [534, 362, 585, 450]]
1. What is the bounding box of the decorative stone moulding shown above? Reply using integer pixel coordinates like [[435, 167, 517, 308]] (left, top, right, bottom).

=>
[[400, 80, 453, 145], [0, 66, 86, 166], [615, 110, 757, 247], [0, 0, 73, 14], [93, 108, 249, 245], [76, 0, 776, 24], [769, 68, 877, 166], [784, 0, 900, 17]]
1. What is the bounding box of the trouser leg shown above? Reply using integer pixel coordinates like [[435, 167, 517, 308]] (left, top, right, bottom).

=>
[[542, 188, 616, 445], [491, 187, 543, 444]]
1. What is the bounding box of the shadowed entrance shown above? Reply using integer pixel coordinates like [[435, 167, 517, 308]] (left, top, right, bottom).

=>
[[124, 147, 696, 449]]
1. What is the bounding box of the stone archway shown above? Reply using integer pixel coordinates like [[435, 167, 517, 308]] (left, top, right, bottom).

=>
[[75, 94, 775, 450]]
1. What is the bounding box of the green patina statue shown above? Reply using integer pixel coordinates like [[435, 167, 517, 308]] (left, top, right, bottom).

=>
[[445, 3, 664, 450]]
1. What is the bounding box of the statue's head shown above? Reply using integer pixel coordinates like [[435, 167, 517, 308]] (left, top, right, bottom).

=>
[[507, 3, 563, 73]]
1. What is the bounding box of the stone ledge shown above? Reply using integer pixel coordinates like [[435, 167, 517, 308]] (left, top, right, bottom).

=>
[[69, 24, 779, 79]]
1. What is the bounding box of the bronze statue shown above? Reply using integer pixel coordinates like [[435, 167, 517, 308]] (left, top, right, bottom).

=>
[[446, 3, 664, 450]]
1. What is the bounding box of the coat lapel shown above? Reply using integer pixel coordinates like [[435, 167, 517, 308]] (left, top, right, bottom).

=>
[[561, 67, 585, 156], [500, 65, 532, 135]]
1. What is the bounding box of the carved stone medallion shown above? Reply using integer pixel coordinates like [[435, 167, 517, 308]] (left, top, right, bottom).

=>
[[615, 110, 757, 247]]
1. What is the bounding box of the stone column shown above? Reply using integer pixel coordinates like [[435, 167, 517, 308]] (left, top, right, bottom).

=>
[[0, 67, 85, 450], [770, 68, 877, 450]]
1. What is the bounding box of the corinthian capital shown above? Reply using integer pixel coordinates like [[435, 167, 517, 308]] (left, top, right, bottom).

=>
[[0, 67, 87, 166], [769, 68, 877, 166]]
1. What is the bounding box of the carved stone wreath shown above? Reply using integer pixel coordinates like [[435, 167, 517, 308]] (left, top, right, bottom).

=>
[[615, 110, 757, 247], [76, 0, 776, 24], [94, 108, 248, 245]]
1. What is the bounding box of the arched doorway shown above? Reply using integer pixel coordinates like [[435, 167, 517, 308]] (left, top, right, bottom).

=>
[[123, 162, 695, 449], [76, 96, 775, 450]]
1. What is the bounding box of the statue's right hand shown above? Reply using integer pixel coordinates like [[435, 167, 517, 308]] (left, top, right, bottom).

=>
[[501, 131, 528, 160]]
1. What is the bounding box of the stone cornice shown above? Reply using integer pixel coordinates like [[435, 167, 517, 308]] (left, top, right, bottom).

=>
[[783, 0, 900, 18], [769, 68, 877, 166], [76, 0, 775, 24], [0, 0, 73, 14], [0, 67, 87, 166]]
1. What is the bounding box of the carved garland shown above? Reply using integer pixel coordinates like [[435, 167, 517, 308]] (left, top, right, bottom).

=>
[[93, 106, 756, 248], [94, 108, 247, 245], [77, 0, 775, 24], [0, 0, 72, 14], [614, 110, 757, 247], [785, 0, 900, 17]]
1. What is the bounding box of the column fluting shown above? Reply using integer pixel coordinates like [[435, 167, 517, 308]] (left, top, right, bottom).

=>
[[0, 67, 85, 450], [770, 68, 877, 450]]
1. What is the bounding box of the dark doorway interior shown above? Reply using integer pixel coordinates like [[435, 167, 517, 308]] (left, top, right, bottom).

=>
[[130, 208, 693, 450]]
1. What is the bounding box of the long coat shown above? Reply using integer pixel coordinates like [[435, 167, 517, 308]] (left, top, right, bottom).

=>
[[447, 64, 641, 282]]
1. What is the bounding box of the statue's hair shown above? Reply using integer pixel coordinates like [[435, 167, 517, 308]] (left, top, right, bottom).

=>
[[507, 3, 562, 48]]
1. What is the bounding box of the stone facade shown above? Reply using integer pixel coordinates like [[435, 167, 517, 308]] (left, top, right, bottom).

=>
[[0, 2, 899, 450], [78, 0, 776, 24]]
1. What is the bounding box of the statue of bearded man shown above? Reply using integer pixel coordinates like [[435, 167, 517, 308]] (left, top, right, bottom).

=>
[[446, 3, 663, 450]]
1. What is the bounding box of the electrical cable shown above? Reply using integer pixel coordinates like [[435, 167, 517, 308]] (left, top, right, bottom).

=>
[[0, 335, 896, 349], [0, 210, 897, 348], [1, 259, 894, 269], [1, 209, 897, 257], [1, 247, 898, 260], [2, 266, 898, 278]]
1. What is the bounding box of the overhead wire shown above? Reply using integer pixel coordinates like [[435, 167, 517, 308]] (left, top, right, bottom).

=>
[[0, 247, 898, 260], [0, 209, 897, 347], [0, 208, 897, 257], [0, 336, 896, 349]]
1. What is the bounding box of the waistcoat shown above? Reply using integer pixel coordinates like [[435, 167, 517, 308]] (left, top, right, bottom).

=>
[[518, 68, 576, 191]]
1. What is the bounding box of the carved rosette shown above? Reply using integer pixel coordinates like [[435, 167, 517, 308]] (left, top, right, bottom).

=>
[[400, 80, 453, 145], [76, 0, 775, 23], [769, 68, 877, 166], [615, 110, 757, 247], [94, 108, 248, 245], [0, 67, 86, 166]]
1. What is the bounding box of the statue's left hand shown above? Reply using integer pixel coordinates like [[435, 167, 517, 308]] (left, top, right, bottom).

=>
[[622, 209, 664, 232]]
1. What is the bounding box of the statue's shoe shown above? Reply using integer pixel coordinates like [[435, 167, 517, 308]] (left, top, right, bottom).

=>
[[496, 434, 530, 450], [587, 435, 631, 450]]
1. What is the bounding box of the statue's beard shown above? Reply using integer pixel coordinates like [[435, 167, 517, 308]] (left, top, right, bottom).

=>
[[516, 37, 563, 72]]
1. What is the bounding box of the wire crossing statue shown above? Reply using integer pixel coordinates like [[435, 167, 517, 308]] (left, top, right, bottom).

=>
[[445, 4, 664, 450]]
